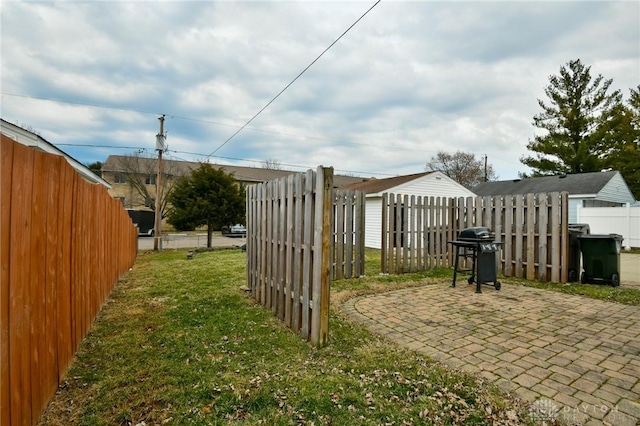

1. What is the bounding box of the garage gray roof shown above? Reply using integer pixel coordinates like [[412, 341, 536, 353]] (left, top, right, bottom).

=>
[[472, 171, 618, 196]]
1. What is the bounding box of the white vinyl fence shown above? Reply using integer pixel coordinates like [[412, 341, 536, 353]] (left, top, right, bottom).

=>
[[576, 203, 640, 249]]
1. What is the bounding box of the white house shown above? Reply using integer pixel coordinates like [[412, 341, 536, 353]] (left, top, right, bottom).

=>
[[473, 171, 636, 223], [340, 171, 476, 249], [0, 118, 110, 188]]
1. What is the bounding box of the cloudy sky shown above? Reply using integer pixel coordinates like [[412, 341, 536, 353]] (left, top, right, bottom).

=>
[[1, 1, 638, 180]]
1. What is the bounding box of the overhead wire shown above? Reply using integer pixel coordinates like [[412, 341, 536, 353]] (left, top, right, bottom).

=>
[[53, 141, 396, 177], [203, 0, 382, 159], [0, 0, 519, 176], [1, 90, 439, 155]]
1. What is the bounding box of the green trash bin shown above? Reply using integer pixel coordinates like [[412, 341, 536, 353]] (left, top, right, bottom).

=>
[[568, 224, 590, 282], [577, 234, 624, 286]]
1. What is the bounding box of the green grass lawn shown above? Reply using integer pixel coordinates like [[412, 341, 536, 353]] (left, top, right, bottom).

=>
[[39, 249, 538, 426]]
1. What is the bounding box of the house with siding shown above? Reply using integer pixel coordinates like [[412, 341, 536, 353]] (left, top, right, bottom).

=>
[[472, 171, 636, 223], [340, 171, 476, 249]]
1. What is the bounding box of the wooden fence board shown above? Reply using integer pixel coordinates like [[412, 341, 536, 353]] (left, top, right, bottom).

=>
[[349, 191, 357, 277], [560, 192, 569, 283], [30, 151, 47, 420], [1, 136, 14, 426], [313, 167, 332, 346], [551, 193, 561, 283], [355, 190, 365, 277], [381, 193, 388, 274], [278, 178, 286, 320], [334, 192, 345, 280], [538, 194, 549, 282], [56, 160, 73, 380], [504, 195, 514, 277], [285, 175, 294, 327], [431, 197, 438, 268], [514, 195, 524, 278], [44, 156, 60, 405], [10, 142, 35, 426], [493, 196, 503, 275], [292, 174, 303, 331], [526, 193, 536, 280], [301, 170, 314, 340]]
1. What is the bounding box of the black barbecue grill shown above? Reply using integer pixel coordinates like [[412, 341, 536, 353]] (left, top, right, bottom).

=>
[[448, 227, 502, 293]]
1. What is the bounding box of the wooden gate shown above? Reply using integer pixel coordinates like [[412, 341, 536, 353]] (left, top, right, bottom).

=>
[[245, 168, 366, 347], [246, 167, 333, 347]]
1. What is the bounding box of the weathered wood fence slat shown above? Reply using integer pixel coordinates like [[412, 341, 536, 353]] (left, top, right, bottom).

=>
[[381, 192, 570, 282], [1, 135, 138, 426]]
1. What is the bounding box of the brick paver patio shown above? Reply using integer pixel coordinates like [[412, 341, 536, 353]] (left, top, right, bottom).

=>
[[341, 283, 640, 425]]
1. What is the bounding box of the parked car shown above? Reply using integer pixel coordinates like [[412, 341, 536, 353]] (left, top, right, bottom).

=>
[[221, 224, 247, 238]]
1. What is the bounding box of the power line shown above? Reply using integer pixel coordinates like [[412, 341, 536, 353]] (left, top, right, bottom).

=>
[[57, 142, 394, 177], [204, 0, 382, 159], [168, 150, 395, 177], [1, 90, 435, 155]]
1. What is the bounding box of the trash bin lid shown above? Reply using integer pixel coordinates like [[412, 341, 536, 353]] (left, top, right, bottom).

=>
[[577, 233, 624, 241]]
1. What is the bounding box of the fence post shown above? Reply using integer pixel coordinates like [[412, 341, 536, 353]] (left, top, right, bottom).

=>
[[355, 190, 365, 277], [560, 192, 569, 283], [381, 193, 388, 274], [311, 166, 333, 347]]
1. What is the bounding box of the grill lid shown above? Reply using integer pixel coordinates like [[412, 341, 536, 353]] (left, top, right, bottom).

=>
[[458, 227, 493, 241]]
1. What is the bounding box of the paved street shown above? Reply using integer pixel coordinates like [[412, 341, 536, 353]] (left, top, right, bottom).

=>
[[342, 272, 640, 425], [137, 234, 246, 251]]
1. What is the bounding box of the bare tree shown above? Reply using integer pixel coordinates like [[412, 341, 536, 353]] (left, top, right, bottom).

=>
[[262, 158, 283, 170], [425, 151, 497, 189], [114, 152, 187, 218]]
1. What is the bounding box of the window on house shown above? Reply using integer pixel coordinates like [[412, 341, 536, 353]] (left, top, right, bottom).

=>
[[145, 175, 156, 185], [115, 197, 125, 206], [114, 173, 127, 184]]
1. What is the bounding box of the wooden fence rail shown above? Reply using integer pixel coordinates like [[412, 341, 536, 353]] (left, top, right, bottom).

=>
[[1, 135, 138, 426], [381, 192, 570, 282]]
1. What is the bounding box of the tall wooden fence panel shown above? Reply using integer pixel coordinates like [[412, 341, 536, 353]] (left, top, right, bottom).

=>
[[1, 136, 138, 426], [381, 192, 569, 282], [332, 189, 365, 280], [246, 167, 333, 347]]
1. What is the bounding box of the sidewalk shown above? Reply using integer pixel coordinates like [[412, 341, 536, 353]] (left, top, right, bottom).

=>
[[621, 252, 640, 288], [342, 282, 640, 425]]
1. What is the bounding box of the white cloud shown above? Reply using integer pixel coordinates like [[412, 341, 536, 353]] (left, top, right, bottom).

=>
[[1, 0, 638, 179]]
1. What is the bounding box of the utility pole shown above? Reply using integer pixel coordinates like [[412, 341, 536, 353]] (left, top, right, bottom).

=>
[[484, 154, 488, 182], [153, 115, 166, 251]]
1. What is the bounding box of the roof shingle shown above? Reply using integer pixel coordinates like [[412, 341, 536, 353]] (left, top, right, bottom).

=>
[[472, 171, 618, 196], [339, 172, 432, 194]]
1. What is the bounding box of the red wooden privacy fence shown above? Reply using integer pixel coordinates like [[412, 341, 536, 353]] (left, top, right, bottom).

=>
[[1, 135, 138, 425]]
